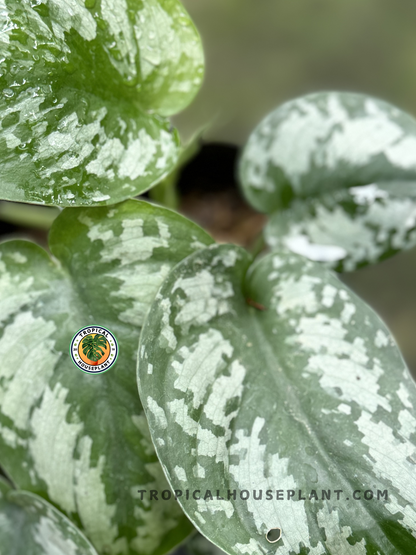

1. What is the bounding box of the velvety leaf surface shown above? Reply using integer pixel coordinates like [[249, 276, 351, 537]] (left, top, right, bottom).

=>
[[0, 0, 203, 206], [138, 243, 416, 555], [239, 92, 416, 271], [0, 200, 213, 555], [0, 478, 99, 555]]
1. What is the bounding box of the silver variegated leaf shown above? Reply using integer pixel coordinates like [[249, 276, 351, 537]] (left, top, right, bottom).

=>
[[0, 200, 213, 555], [0, 0, 203, 207], [138, 243, 416, 555], [239, 92, 416, 271], [0, 478, 98, 554]]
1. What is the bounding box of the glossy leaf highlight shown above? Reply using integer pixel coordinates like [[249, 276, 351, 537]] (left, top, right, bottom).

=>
[[0, 0, 204, 206]]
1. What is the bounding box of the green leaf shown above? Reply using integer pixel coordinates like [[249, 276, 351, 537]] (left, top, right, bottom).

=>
[[0, 200, 213, 554], [81, 334, 107, 362], [239, 92, 416, 271], [138, 243, 416, 555], [0, 0, 204, 207], [0, 478, 98, 555]]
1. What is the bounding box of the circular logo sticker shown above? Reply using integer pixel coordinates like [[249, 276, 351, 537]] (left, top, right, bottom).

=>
[[70, 326, 118, 374]]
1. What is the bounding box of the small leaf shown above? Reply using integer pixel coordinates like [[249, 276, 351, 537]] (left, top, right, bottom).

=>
[[138, 243, 416, 555], [0, 200, 213, 554], [0, 0, 204, 207], [239, 92, 416, 271], [0, 478, 98, 554]]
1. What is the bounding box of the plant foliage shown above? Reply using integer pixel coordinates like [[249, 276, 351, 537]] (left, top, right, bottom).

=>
[[1, 2, 416, 553], [239, 92, 416, 271], [0, 200, 213, 555], [138, 244, 416, 555], [82, 334, 107, 363], [0, 478, 99, 554], [0, 0, 203, 207]]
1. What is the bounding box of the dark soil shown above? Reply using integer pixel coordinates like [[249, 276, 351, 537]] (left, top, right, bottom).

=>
[[177, 143, 266, 247]]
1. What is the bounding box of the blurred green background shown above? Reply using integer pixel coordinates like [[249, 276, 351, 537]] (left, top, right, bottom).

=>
[[174, 0, 416, 377], [175, 0, 416, 145]]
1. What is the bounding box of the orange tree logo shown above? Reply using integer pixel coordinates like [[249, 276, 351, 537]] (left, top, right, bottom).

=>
[[70, 326, 118, 374]]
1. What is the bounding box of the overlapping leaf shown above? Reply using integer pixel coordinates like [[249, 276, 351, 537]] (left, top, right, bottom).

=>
[[0, 478, 99, 554], [239, 92, 416, 271], [138, 243, 416, 554], [0, 0, 204, 206], [0, 200, 213, 554]]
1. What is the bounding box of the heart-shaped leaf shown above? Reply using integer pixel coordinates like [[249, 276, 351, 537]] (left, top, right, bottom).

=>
[[0, 200, 213, 554], [0, 478, 99, 554], [239, 92, 416, 271], [0, 0, 203, 207], [138, 243, 416, 554]]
